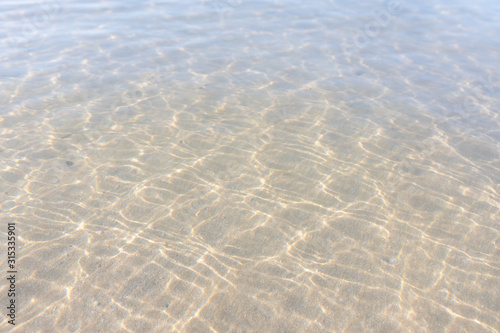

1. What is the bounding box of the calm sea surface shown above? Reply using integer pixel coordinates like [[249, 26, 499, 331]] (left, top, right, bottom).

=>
[[1, 0, 499, 332]]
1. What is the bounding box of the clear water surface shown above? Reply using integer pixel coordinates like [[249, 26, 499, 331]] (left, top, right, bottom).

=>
[[0, 0, 499, 332]]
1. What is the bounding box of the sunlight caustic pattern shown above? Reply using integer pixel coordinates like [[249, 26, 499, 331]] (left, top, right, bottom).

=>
[[0, 0, 499, 332]]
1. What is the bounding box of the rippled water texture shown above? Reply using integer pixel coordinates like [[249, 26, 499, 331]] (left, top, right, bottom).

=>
[[1, 0, 499, 332]]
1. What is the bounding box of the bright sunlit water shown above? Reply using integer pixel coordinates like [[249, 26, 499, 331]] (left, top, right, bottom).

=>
[[1, 0, 499, 332]]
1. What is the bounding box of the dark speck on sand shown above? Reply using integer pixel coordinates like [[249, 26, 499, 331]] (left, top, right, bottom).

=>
[[383, 257, 398, 265]]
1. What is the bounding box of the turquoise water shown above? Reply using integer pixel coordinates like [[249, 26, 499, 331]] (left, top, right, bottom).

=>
[[1, 0, 499, 332]]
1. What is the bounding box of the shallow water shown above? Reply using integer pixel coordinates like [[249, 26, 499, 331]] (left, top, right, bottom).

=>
[[1, 0, 499, 332]]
